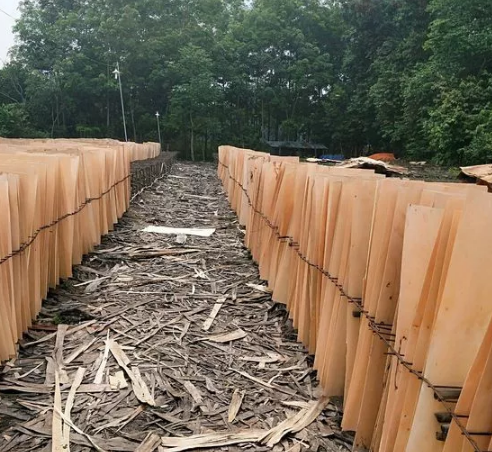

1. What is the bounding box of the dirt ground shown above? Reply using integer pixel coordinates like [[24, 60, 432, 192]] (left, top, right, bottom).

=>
[[400, 161, 462, 182], [0, 162, 352, 452]]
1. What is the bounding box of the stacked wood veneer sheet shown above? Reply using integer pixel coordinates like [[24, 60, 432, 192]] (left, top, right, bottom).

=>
[[219, 145, 492, 452], [0, 138, 160, 362]]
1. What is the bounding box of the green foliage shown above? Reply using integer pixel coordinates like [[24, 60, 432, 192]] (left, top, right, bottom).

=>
[[166, 44, 223, 160], [1, 0, 492, 164], [0, 103, 45, 138]]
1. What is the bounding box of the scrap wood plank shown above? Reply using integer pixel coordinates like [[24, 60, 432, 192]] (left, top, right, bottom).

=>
[[48, 323, 70, 387], [109, 338, 155, 406], [157, 397, 329, 451], [16, 423, 138, 451], [183, 381, 203, 405], [246, 283, 272, 293], [159, 430, 267, 452], [0, 384, 52, 394], [64, 337, 98, 365], [23, 320, 97, 348], [230, 368, 297, 396], [109, 371, 128, 390], [54, 408, 108, 452], [52, 372, 65, 452], [142, 226, 216, 237], [94, 334, 111, 384], [202, 298, 226, 331], [106, 248, 202, 259], [71, 384, 117, 393], [182, 380, 209, 414], [228, 390, 245, 423], [62, 367, 86, 451], [261, 396, 330, 446], [200, 329, 247, 343], [239, 353, 286, 369], [0, 383, 118, 394], [136, 433, 161, 452], [94, 405, 144, 434]]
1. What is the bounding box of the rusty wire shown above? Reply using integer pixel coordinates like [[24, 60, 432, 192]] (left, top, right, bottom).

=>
[[0, 174, 131, 266], [219, 159, 482, 452], [0, 154, 175, 267], [130, 161, 172, 202]]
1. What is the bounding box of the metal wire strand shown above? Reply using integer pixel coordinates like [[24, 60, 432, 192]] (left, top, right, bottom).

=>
[[0, 174, 131, 266], [0, 155, 174, 267]]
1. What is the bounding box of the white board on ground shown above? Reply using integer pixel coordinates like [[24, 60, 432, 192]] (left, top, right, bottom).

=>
[[142, 226, 216, 237]]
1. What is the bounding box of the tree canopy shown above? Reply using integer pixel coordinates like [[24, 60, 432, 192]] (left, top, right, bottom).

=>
[[1, 0, 492, 164]]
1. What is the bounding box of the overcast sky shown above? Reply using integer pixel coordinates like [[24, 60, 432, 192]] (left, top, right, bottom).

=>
[[0, 0, 20, 65]]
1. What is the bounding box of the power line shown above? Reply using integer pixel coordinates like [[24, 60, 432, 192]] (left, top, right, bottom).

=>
[[77, 53, 109, 67], [74, 54, 137, 79], [0, 7, 16, 20]]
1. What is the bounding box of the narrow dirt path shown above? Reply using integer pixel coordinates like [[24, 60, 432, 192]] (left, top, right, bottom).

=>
[[0, 162, 349, 452]]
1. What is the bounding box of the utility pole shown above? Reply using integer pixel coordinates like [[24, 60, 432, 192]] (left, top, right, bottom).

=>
[[113, 62, 128, 142], [155, 111, 162, 150]]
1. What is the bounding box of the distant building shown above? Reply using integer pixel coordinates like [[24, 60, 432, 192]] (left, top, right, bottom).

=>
[[265, 140, 328, 157]]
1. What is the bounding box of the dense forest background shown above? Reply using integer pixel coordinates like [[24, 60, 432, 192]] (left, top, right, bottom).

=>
[[0, 0, 491, 164]]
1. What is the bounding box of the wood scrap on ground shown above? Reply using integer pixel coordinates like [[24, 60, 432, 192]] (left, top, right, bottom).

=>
[[142, 226, 216, 237], [459, 164, 492, 190], [0, 163, 351, 452], [228, 389, 245, 423], [336, 156, 408, 176], [159, 429, 267, 452]]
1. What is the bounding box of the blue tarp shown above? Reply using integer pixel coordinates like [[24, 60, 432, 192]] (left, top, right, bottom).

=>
[[319, 154, 345, 161]]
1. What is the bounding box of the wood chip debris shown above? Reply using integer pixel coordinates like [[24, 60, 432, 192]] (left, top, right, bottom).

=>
[[261, 397, 331, 446], [109, 339, 155, 406], [159, 430, 267, 451], [246, 283, 273, 293], [202, 297, 226, 331], [109, 371, 128, 390], [158, 397, 330, 450], [228, 389, 245, 422], [0, 163, 351, 452], [201, 329, 248, 343], [136, 433, 161, 452]]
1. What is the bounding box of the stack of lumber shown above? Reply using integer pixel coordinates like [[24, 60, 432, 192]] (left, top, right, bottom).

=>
[[0, 138, 160, 362], [125, 141, 161, 161], [218, 145, 492, 452], [0, 138, 161, 162]]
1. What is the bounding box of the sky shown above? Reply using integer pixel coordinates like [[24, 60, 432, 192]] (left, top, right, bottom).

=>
[[0, 0, 20, 65]]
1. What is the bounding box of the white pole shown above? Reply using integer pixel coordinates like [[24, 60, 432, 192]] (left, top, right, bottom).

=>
[[155, 111, 162, 150], [113, 62, 128, 142]]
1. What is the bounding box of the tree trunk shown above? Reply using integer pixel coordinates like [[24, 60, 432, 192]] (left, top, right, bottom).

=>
[[130, 104, 137, 142], [106, 65, 110, 132], [204, 128, 208, 162], [261, 99, 265, 140], [190, 112, 195, 161]]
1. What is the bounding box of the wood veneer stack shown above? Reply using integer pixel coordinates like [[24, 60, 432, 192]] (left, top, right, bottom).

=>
[[219, 145, 492, 452], [0, 138, 160, 362]]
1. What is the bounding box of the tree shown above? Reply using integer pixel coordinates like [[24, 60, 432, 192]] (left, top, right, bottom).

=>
[[167, 44, 223, 160], [0, 103, 44, 137], [3, 0, 492, 165]]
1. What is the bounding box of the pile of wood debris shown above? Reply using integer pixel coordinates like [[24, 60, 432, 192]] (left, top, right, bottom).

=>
[[0, 162, 352, 451], [335, 157, 408, 176], [459, 164, 492, 191], [307, 156, 408, 177]]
